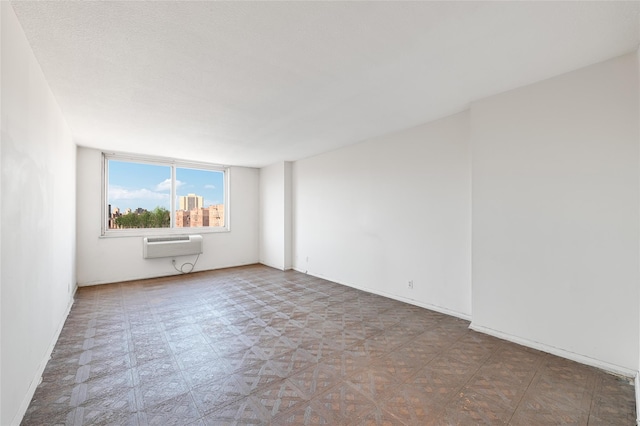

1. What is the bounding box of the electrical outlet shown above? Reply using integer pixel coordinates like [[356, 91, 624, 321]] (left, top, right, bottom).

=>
[[408, 280, 414, 289]]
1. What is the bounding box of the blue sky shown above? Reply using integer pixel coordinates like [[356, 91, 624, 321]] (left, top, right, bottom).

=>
[[108, 161, 224, 211]]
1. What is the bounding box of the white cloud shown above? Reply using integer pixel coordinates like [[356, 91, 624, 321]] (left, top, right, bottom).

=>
[[154, 179, 184, 192], [155, 179, 171, 192], [109, 185, 169, 201], [204, 184, 216, 189]]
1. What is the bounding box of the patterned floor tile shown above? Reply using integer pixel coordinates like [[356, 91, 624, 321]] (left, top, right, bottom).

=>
[[405, 366, 466, 403], [387, 342, 439, 368], [207, 333, 253, 355], [133, 342, 173, 365], [130, 327, 164, 345], [345, 368, 401, 402], [588, 380, 636, 424], [28, 380, 76, 408], [81, 341, 130, 364], [174, 346, 221, 371], [379, 382, 443, 424], [191, 374, 249, 415], [21, 402, 78, 425], [369, 355, 420, 382], [75, 353, 132, 383], [134, 355, 181, 383], [220, 345, 269, 373], [22, 265, 636, 425], [234, 359, 287, 393], [427, 353, 483, 381], [67, 407, 140, 426], [78, 387, 137, 413], [288, 363, 339, 400], [407, 327, 463, 352], [476, 357, 539, 385], [315, 382, 377, 420], [144, 392, 201, 425], [362, 333, 410, 355], [180, 357, 233, 388], [509, 407, 588, 425], [525, 373, 594, 412], [344, 405, 408, 426], [82, 332, 131, 352], [166, 334, 211, 355], [341, 320, 384, 340], [252, 379, 309, 418], [437, 389, 514, 425], [269, 348, 318, 377], [489, 342, 542, 365], [73, 369, 134, 406], [447, 341, 496, 365], [139, 372, 189, 408], [273, 400, 343, 425], [318, 350, 365, 378], [201, 396, 269, 425]]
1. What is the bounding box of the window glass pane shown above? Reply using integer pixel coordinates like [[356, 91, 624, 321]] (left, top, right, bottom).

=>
[[107, 160, 172, 229], [175, 167, 225, 228]]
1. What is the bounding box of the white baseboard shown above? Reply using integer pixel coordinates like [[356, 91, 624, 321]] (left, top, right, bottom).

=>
[[291, 268, 471, 321], [357, 285, 472, 321], [258, 261, 293, 272], [11, 291, 76, 426], [77, 261, 261, 287], [470, 323, 637, 378]]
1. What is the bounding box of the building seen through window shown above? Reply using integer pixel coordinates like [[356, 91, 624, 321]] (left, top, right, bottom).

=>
[[105, 156, 226, 231]]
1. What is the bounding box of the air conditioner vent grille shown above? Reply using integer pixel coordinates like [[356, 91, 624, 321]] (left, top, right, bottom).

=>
[[143, 235, 203, 259], [146, 236, 190, 243]]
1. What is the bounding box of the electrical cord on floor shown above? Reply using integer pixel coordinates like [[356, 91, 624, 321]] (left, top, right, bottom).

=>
[[172, 254, 200, 274]]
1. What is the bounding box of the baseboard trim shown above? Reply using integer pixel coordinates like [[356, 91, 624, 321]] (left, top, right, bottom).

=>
[[77, 261, 261, 287], [291, 268, 471, 321], [12, 291, 76, 426], [258, 261, 293, 272], [470, 323, 636, 379]]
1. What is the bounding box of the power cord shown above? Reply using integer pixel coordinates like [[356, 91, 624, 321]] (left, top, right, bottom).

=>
[[172, 254, 200, 274]]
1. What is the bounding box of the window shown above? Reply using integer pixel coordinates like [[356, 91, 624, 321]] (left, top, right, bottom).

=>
[[103, 153, 228, 234]]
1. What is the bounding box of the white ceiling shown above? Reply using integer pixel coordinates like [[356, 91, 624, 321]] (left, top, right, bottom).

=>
[[10, 1, 640, 168]]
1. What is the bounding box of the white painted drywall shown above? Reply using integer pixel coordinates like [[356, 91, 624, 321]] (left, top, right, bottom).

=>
[[284, 162, 292, 270], [1, 3, 77, 424], [292, 112, 472, 318], [259, 162, 284, 269], [470, 53, 639, 374], [259, 161, 292, 270], [76, 147, 259, 285], [636, 46, 640, 422]]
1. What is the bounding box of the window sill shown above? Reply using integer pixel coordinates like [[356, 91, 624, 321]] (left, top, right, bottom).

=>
[[100, 227, 230, 239]]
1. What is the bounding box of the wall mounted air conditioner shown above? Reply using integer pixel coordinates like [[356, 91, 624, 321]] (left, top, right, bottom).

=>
[[143, 235, 203, 259]]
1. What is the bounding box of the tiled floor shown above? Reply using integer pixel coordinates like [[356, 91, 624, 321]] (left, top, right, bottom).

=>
[[23, 265, 635, 425]]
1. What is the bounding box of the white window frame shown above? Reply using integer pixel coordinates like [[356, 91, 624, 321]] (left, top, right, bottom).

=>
[[101, 152, 230, 237]]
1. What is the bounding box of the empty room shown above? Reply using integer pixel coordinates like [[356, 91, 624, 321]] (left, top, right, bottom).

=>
[[2, 1, 640, 425]]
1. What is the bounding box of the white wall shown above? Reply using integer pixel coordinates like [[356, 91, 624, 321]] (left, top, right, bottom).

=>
[[470, 53, 639, 374], [76, 147, 259, 285], [259, 161, 292, 270], [292, 112, 472, 318], [1, 3, 77, 424], [284, 162, 292, 270], [637, 44, 640, 426]]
